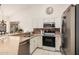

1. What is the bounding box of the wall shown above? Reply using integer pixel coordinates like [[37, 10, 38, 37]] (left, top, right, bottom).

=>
[[0, 4, 70, 32]]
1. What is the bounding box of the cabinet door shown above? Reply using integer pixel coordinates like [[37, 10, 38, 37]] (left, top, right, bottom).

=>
[[34, 37, 38, 49], [55, 35, 61, 51], [30, 38, 35, 54], [0, 36, 9, 54], [0, 37, 5, 54], [30, 36, 39, 54], [37, 36, 42, 47], [6, 36, 20, 55], [0, 36, 20, 55], [30, 36, 42, 54]]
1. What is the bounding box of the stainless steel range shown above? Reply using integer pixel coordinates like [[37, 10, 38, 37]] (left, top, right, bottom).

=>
[[42, 22, 56, 47]]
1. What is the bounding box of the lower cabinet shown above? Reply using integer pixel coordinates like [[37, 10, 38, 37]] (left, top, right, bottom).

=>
[[55, 35, 61, 51], [0, 35, 42, 55], [30, 36, 42, 54], [30, 37, 37, 54], [37, 36, 42, 48], [0, 36, 20, 55]]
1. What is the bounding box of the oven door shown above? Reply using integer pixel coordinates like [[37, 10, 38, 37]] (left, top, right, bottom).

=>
[[42, 36, 55, 47]]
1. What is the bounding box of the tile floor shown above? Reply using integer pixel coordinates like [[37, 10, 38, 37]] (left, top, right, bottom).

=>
[[32, 48, 62, 55]]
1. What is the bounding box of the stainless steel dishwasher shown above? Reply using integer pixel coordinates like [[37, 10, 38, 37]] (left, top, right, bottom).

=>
[[18, 39, 30, 55]]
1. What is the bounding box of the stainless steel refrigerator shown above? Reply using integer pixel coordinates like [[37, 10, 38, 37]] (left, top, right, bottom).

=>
[[62, 4, 79, 55], [75, 4, 79, 55], [61, 5, 75, 55]]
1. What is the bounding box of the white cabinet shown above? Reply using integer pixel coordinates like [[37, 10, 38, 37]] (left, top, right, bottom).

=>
[[30, 35, 42, 54], [55, 35, 61, 51], [37, 36, 42, 47], [30, 37, 34, 54], [0, 36, 20, 55], [30, 36, 37, 54], [7, 36, 20, 55]]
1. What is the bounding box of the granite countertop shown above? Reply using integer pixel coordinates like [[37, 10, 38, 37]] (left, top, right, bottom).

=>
[[0, 31, 61, 43], [0, 33, 43, 43], [19, 32, 61, 43], [19, 34, 43, 43]]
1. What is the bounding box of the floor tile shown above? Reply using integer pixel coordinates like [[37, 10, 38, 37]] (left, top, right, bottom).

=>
[[32, 48, 62, 55]]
